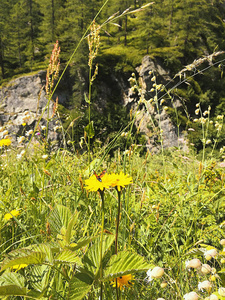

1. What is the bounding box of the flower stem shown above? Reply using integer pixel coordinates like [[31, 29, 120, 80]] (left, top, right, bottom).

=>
[[115, 189, 121, 300], [115, 189, 121, 254], [99, 190, 105, 300]]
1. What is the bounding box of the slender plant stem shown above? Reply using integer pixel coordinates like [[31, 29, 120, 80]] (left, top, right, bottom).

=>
[[115, 189, 121, 254], [115, 189, 121, 300], [99, 190, 105, 300], [88, 66, 92, 170]]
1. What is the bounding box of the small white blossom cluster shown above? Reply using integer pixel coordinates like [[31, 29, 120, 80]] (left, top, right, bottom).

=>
[[22, 111, 31, 124], [146, 266, 164, 282], [192, 103, 224, 150], [0, 128, 10, 139], [121, 132, 129, 137], [183, 243, 225, 300], [148, 71, 166, 108], [128, 73, 143, 97]]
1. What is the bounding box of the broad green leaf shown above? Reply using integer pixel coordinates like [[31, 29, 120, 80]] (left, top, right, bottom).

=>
[[1, 249, 46, 271], [55, 250, 82, 266], [103, 251, 153, 281], [0, 272, 25, 287], [68, 236, 99, 251], [28, 264, 50, 293], [84, 121, 95, 138], [83, 235, 115, 276], [29, 244, 53, 263], [0, 285, 27, 296], [65, 211, 80, 244], [67, 272, 93, 300], [48, 205, 72, 236]]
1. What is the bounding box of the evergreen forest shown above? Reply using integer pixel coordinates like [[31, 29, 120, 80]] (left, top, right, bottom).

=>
[[1, 0, 225, 79]]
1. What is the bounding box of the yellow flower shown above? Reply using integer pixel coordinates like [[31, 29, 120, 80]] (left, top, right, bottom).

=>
[[12, 264, 28, 271], [110, 171, 133, 191], [4, 210, 20, 221], [22, 123, 26, 126], [111, 274, 134, 290], [0, 138, 12, 147], [84, 173, 113, 192]]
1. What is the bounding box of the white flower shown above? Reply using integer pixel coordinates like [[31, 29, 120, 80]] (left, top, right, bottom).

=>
[[2, 130, 8, 136], [160, 282, 167, 288], [220, 239, 225, 246], [183, 291, 199, 300], [204, 249, 218, 260], [25, 130, 33, 136], [18, 136, 26, 144], [200, 264, 212, 275], [185, 259, 201, 269], [188, 128, 195, 131], [218, 287, 225, 297], [198, 280, 212, 292], [195, 109, 200, 115], [146, 267, 164, 281], [41, 125, 47, 130], [53, 125, 61, 131], [206, 139, 211, 145], [209, 294, 218, 300], [42, 154, 48, 159]]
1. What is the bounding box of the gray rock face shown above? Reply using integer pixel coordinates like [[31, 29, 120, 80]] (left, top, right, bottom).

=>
[[125, 56, 186, 152], [0, 58, 185, 152], [0, 71, 61, 146]]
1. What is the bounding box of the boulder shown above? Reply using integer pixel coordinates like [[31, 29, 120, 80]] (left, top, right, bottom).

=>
[[0, 71, 61, 147]]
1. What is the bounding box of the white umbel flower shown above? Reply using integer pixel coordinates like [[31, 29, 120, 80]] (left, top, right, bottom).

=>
[[146, 267, 164, 281], [183, 291, 199, 300]]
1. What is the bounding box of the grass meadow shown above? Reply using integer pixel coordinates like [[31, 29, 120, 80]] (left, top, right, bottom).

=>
[[0, 4, 225, 300]]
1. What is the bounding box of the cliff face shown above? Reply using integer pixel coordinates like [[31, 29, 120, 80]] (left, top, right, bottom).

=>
[[0, 58, 185, 151], [124, 56, 186, 152], [0, 71, 65, 146]]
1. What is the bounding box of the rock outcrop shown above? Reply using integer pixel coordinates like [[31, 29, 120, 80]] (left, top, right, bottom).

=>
[[124, 56, 186, 152], [0, 71, 62, 147], [0, 57, 186, 152]]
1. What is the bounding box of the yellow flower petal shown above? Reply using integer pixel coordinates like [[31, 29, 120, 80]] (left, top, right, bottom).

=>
[[0, 138, 12, 147], [111, 274, 135, 290], [110, 171, 133, 191], [84, 173, 114, 192], [4, 210, 20, 221]]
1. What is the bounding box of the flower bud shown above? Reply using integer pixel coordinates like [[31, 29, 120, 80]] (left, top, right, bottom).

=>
[[185, 259, 201, 269], [201, 264, 211, 274], [183, 291, 199, 300], [198, 280, 212, 292], [160, 281, 167, 288], [220, 239, 225, 246], [218, 287, 225, 297]]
